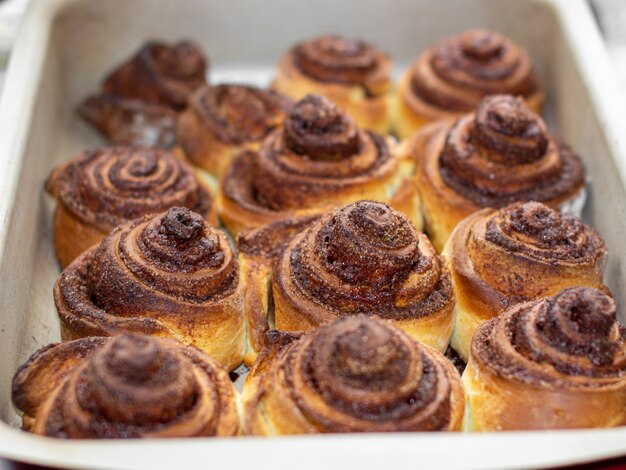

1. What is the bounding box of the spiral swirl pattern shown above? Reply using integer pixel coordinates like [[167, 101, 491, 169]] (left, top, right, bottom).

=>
[[460, 202, 606, 299], [438, 95, 584, 207], [89, 207, 238, 304], [246, 316, 463, 433], [222, 94, 398, 216], [274, 200, 452, 322], [408, 30, 540, 112], [483, 201, 605, 262], [13, 335, 239, 438], [54, 207, 243, 370], [292, 36, 391, 96], [472, 287, 626, 385], [188, 84, 292, 143], [103, 41, 207, 110], [52, 147, 212, 233]]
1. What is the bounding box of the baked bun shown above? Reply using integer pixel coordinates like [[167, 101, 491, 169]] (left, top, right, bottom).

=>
[[396, 29, 543, 138], [79, 40, 208, 147], [177, 84, 292, 177], [407, 94, 585, 251], [243, 316, 464, 434], [12, 334, 239, 437], [271, 200, 454, 352], [219, 94, 420, 236], [273, 35, 392, 134], [443, 201, 607, 360], [53, 207, 244, 371], [464, 287, 626, 430], [46, 146, 215, 268], [79, 95, 178, 148]]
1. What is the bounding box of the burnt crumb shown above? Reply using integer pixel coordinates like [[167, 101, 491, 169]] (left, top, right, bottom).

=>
[[444, 347, 466, 375]]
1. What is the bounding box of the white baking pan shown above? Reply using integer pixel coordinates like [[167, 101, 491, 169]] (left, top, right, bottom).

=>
[[0, 0, 625, 468]]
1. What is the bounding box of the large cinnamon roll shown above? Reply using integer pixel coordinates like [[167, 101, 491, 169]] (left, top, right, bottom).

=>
[[464, 287, 626, 430], [407, 94, 585, 251], [443, 201, 607, 360], [272, 200, 454, 352], [273, 35, 393, 134], [54, 207, 244, 371], [219, 94, 420, 236], [80, 40, 208, 147], [243, 316, 464, 434], [177, 84, 292, 177], [396, 30, 543, 138], [12, 334, 239, 438], [46, 146, 215, 268]]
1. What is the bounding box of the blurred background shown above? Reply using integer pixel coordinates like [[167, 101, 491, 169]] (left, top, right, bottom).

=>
[[0, 0, 622, 107]]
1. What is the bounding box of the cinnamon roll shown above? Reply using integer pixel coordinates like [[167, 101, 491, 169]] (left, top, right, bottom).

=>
[[407, 94, 585, 251], [272, 200, 454, 352], [219, 94, 421, 236], [78, 95, 177, 148], [103, 40, 207, 110], [79, 40, 208, 147], [443, 201, 607, 360], [54, 207, 245, 371], [464, 287, 626, 430], [243, 316, 465, 434], [273, 35, 393, 134], [12, 334, 239, 437], [177, 84, 292, 177], [46, 146, 216, 268], [396, 29, 543, 138]]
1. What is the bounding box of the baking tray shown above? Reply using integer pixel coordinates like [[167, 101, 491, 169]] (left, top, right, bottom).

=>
[[1, 0, 626, 468]]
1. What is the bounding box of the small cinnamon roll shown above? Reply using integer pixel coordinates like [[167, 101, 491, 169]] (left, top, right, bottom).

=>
[[46, 146, 215, 268], [243, 316, 465, 434], [78, 95, 177, 149], [219, 94, 421, 236], [396, 29, 543, 138], [54, 207, 244, 371], [79, 40, 208, 147], [273, 35, 393, 134], [103, 40, 207, 110], [177, 84, 292, 177], [407, 94, 585, 251], [272, 200, 454, 352], [443, 201, 607, 360], [464, 287, 626, 430], [12, 334, 239, 438]]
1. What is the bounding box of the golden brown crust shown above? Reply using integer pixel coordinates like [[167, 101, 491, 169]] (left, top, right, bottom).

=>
[[218, 94, 420, 236], [396, 30, 543, 138], [243, 316, 464, 435], [273, 35, 392, 134], [464, 287, 626, 430], [178, 84, 292, 177], [272, 200, 454, 352], [409, 95, 585, 251], [46, 147, 216, 268], [12, 335, 239, 438], [237, 216, 320, 365], [445, 202, 607, 360], [54, 207, 244, 371]]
